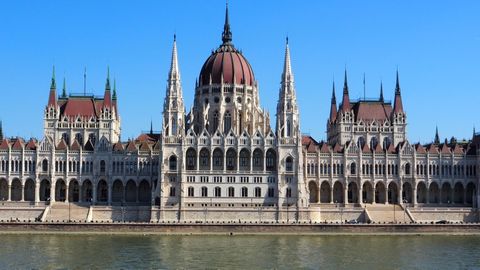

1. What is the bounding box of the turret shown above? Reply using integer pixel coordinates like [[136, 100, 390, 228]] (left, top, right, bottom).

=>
[[47, 66, 57, 108], [340, 69, 350, 112], [329, 81, 337, 123], [103, 67, 112, 109], [393, 70, 404, 114]]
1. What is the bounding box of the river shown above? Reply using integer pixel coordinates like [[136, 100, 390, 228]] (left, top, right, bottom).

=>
[[1, 234, 479, 269]]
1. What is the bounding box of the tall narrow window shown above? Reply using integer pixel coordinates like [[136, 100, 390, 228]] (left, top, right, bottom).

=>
[[171, 115, 177, 135], [213, 111, 219, 132], [286, 120, 291, 137], [224, 111, 231, 133]]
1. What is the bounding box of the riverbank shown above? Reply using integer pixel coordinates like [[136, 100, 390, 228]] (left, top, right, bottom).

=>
[[1, 222, 480, 235]]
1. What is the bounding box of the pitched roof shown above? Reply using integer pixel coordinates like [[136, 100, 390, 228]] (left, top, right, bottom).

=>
[[440, 143, 451, 154], [58, 96, 104, 120], [452, 144, 464, 154], [11, 138, 24, 150], [136, 133, 161, 143], [362, 143, 371, 153], [139, 142, 151, 151], [351, 100, 393, 124], [415, 144, 426, 154], [302, 135, 318, 153], [84, 139, 94, 151], [319, 142, 330, 153], [70, 139, 81, 151], [374, 143, 383, 153], [112, 142, 124, 152], [56, 139, 68, 150], [0, 139, 9, 150], [333, 143, 343, 153], [126, 141, 137, 152]]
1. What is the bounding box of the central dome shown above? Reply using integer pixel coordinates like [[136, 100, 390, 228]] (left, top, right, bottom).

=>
[[198, 5, 255, 87]]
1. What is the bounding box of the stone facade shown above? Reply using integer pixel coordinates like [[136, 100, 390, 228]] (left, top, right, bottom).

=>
[[0, 6, 478, 223]]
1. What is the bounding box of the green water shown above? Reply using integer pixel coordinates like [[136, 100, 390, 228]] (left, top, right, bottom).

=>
[[1, 234, 479, 269]]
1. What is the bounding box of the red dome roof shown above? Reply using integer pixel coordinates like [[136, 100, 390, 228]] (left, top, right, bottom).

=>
[[199, 45, 255, 87]]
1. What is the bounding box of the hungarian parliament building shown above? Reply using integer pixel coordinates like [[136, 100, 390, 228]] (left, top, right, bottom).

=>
[[0, 6, 478, 223]]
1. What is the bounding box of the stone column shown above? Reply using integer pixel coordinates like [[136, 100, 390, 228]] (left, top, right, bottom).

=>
[[7, 182, 11, 202], [50, 181, 56, 202], [330, 186, 334, 204], [385, 187, 388, 205], [107, 183, 112, 205], [399, 183, 403, 204], [372, 186, 376, 204], [358, 184, 363, 205], [34, 181, 40, 203], [92, 181, 97, 204], [426, 188, 430, 204], [343, 185, 348, 205], [21, 183, 25, 202], [413, 187, 417, 206], [65, 182, 69, 203]]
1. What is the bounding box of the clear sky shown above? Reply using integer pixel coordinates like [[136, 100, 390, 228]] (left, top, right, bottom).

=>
[[1, 1, 479, 143]]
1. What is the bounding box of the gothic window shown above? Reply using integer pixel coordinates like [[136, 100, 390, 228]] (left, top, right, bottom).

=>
[[199, 148, 210, 170], [213, 111, 219, 132], [405, 163, 411, 175], [42, 159, 48, 172], [228, 187, 234, 197], [212, 148, 223, 170], [286, 187, 292, 198], [350, 162, 356, 175], [268, 188, 275, 198], [226, 148, 237, 171], [383, 137, 391, 150], [62, 133, 70, 145], [224, 111, 231, 133], [285, 157, 293, 172], [286, 120, 291, 137], [100, 160, 106, 173], [238, 112, 242, 132], [214, 187, 221, 197], [186, 148, 197, 170], [252, 149, 263, 171], [171, 116, 177, 135], [201, 186, 208, 197], [266, 149, 277, 171], [239, 149, 250, 171], [169, 187, 176, 197], [169, 155, 177, 171], [188, 187, 194, 197]]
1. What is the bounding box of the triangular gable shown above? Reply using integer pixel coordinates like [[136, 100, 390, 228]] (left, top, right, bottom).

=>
[[11, 138, 24, 150], [70, 139, 81, 151], [84, 139, 95, 151], [25, 138, 37, 150], [139, 142, 151, 151], [126, 141, 137, 152], [113, 142, 125, 152], [56, 139, 68, 150], [440, 143, 451, 154], [415, 144, 426, 154], [0, 139, 9, 150]]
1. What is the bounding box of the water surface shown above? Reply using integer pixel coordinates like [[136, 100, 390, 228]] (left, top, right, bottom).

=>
[[1, 234, 479, 269]]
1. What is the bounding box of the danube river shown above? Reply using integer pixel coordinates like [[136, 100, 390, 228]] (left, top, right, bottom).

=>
[[1, 234, 479, 269]]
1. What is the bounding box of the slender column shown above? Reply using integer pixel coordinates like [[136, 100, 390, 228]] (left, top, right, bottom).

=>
[[384, 187, 388, 205], [358, 184, 363, 204], [373, 186, 376, 204], [399, 183, 403, 204], [65, 183, 69, 203], [463, 188, 467, 204], [107, 183, 112, 205], [50, 181, 56, 202], [7, 182, 11, 202], [21, 183, 25, 201], [34, 180, 40, 203], [330, 186, 334, 204], [343, 184, 348, 205], [426, 187, 430, 204], [92, 181, 97, 204], [413, 187, 417, 206]]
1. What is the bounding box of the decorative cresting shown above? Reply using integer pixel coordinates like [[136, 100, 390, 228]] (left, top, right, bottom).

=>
[[191, 4, 270, 136]]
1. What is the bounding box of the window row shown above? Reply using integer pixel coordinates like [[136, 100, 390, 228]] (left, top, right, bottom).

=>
[[0, 160, 36, 173]]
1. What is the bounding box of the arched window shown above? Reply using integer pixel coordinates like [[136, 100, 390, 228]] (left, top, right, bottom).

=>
[[212, 148, 223, 170], [88, 133, 96, 145], [171, 115, 177, 135], [285, 157, 293, 172], [201, 186, 208, 197], [226, 148, 236, 171], [228, 187, 234, 197], [255, 187, 261, 198], [186, 148, 196, 170], [213, 111, 219, 132], [224, 111, 231, 133], [199, 148, 210, 170], [42, 159, 48, 172], [286, 187, 292, 198], [241, 187, 248, 197], [286, 120, 291, 137], [75, 133, 83, 145], [239, 149, 250, 171], [169, 155, 177, 171], [252, 149, 263, 171], [187, 187, 194, 197], [350, 162, 356, 175], [405, 163, 411, 175], [100, 160, 106, 173], [214, 187, 221, 197], [169, 187, 176, 197], [266, 149, 276, 171], [383, 137, 391, 150]]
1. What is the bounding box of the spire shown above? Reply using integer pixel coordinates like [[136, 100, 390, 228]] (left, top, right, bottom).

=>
[[112, 78, 117, 100], [0, 120, 3, 141], [329, 81, 337, 123], [150, 120, 153, 135], [393, 69, 404, 113], [61, 77, 67, 98], [379, 81, 384, 102], [50, 65, 56, 89], [282, 37, 294, 84], [169, 34, 180, 81], [340, 69, 350, 111], [221, 2, 232, 44], [434, 126, 440, 144], [103, 67, 112, 108], [47, 65, 57, 108]]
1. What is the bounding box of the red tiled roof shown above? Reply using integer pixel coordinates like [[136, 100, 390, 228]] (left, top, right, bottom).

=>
[[362, 143, 371, 153], [25, 138, 37, 150], [59, 97, 103, 119], [333, 143, 343, 153], [0, 139, 9, 150], [319, 142, 330, 153], [387, 143, 396, 154], [153, 141, 161, 150], [452, 144, 464, 154], [374, 143, 383, 153], [139, 142, 151, 151], [440, 143, 451, 154], [56, 139, 68, 150], [352, 101, 393, 124], [70, 139, 81, 151], [11, 138, 24, 150], [415, 144, 426, 154], [136, 133, 161, 143], [302, 136, 318, 153], [126, 141, 137, 152], [427, 144, 439, 154], [113, 142, 124, 152]]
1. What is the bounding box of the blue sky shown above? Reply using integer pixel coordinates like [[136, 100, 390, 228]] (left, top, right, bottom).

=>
[[1, 1, 479, 143]]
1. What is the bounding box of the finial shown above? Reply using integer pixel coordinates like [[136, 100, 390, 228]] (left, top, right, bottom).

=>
[[379, 81, 384, 102], [173, 33, 176, 42], [150, 120, 153, 135], [222, 1, 232, 44], [331, 80, 336, 103], [113, 78, 117, 100], [343, 68, 348, 91], [434, 125, 440, 144], [286, 35, 289, 45], [0, 120, 3, 141], [83, 67, 87, 95], [106, 66, 111, 90], [395, 68, 400, 93], [62, 77, 67, 98]]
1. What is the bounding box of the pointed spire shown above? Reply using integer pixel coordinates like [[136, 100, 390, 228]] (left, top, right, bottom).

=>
[[150, 120, 153, 135], [379, 81, 384, 102], [0, 120, 3, 141], [329, 81, 337, 123], [61, 77, 67, 98], [112, 78, 117, 100], [282, 36, 293, 84], [393, 69, 404, 113], [169, 34, 180, 81], [47, 66, 57, 108], [473, 126, 476, 138], [105, 66, 111, 90], [50, 65, 56, 89], [340, 69, 350, 111], [221, 2, 232, 44], [434, 126, 440, 144]]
